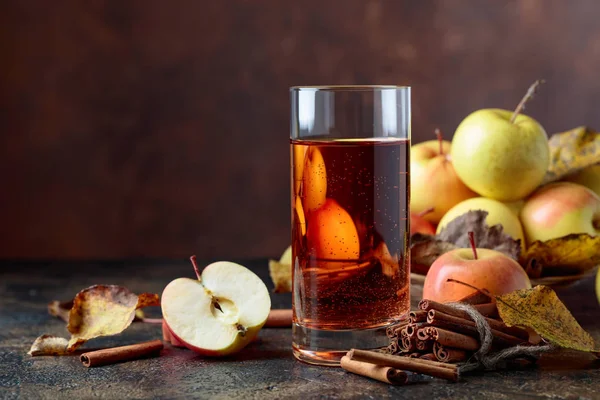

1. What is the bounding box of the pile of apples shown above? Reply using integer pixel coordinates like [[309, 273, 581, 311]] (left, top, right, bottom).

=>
[[412, 88, 600, 302]]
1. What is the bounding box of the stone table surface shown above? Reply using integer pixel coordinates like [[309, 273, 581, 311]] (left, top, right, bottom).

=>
[[1, 259, 599, 400]]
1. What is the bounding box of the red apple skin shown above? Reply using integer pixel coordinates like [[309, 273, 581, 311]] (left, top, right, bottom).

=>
[[423, 248, 531, 303], [520, 182, 600, 243], [163, 320, 254, 356], [410, 213, 436, 235]]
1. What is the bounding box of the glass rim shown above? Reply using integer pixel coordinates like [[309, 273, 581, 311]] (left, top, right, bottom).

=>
[[290, 85, 410, 92]]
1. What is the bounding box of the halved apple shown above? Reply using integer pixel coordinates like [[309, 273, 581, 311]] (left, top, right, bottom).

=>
[[161, 258, 271, 356], [302, 147, 327, 213]]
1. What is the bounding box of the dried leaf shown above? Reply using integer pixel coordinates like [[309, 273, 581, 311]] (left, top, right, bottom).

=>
[[521, 233, 600, 275], [66, 285, 142, 351], [543, 126, 600, 184], [47, 300, 73, 323], [32, 285, 160, 355], [136, 293, 160, 309], [268, 259, 292, 293], [410, 234, 458, 267], [438, 210, 521, 259], [497, 285, 600, 352], [28, 335, 69, 356], [410, 211, 521, 274], [48, 293, 158, 324]]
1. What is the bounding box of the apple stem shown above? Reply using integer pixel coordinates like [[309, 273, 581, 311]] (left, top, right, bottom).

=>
[[435, 128, 444, 156], [417, 207, 435, 218], [510, 80, 544, 123], [190, 255, 202, 280], [468, 231, 478, 260]]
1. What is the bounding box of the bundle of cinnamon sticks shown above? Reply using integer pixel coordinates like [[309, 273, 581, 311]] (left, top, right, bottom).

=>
[[385, 291, 536, 363]]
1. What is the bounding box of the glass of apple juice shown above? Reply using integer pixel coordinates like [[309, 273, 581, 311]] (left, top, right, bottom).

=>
[[290, 85, 411, 366]]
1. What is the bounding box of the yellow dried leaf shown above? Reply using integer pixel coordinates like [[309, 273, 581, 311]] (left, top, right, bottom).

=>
[[268, 259, 292, 293], [66, 285, 142, 351], [497, 285, 599, 352], [543, 126, 600, 184], [520, 233, 600, 274], [28, 335, 69, 356], [47, 300, 73, 323]]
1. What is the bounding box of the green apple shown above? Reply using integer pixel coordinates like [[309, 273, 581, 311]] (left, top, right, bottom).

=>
[[411, 137, 477, 223], [503, 200, 525, 217], [520, 182, 600, 244], [563, 164, 600, 197], [451, 109, 549, 202], [437, 197, 526, 246]]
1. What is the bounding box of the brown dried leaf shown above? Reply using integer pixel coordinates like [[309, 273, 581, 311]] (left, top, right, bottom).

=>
[[521, 233, 600, 275], [410, 211, 521, 274], [438, 210, 521, 259], [497, 285, 599, 352], [543, 126, 600, 184], [66, 285, 142, 351], [268, 259, 292, 293], [28, 335, 69, 356], [410, 233, 458, 267]]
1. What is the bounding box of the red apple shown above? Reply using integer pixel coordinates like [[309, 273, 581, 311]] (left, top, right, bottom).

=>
[[520, 182, 600, 244], [423, 233, 531, 302], [411, 129, 477, 223], [410, 208, 436, 235]]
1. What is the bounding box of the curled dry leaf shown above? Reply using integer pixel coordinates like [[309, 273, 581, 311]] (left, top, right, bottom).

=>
[[67, 286, 159, 351], [520, 233, 600, 275], [31, 285, 160, 356], [28, 335, 69, 356], [48, 300, 73, 323], [268, 259, 292, 293], [543, 126, 600, 184], [497, 285, 600, 352], [410, 211, 521, 274]]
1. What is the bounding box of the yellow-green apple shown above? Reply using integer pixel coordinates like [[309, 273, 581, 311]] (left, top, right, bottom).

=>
[[302, 147, 327, 214], [437, 197, 526, 246], [423, 233, 531, 302], [503, 200, 525, 217], [161, 257, 271, 356], [451, 109, 549, 202], [410, 208, 436, 235], [306, 198, 360, 269], [520, 182, 600, 243], [411, 131, 477, 223], [563, 164, 600, 197]]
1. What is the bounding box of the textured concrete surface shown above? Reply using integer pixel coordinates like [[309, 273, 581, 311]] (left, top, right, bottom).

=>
[[1, 260, 599, 399]]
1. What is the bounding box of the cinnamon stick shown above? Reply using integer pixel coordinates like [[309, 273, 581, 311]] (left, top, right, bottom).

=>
[[428, 327, 479, 351], [348, 349, 459, 382], [420, 353, 437, 361], [427, 310, 525, 347], [457, 291, 493, 305], [341, 356, 409, 385], [420, 300, 529, 340], [472, 302, 499, 318], [265, 309, 292, 327], [409, 310, 427, 323], [416, 339, 433, 352], [433, 342, 467, 363], [80, 340, 163, 368]]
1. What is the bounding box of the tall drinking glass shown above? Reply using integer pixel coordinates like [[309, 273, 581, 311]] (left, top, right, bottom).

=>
[[290, 86, 411, 366]]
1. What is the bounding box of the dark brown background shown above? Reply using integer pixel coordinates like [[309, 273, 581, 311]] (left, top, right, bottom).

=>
[[2, 0, 600, 259]]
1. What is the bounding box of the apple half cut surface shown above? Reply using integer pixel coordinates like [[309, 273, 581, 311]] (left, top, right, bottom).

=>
[[161, 260, 271, 356]]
